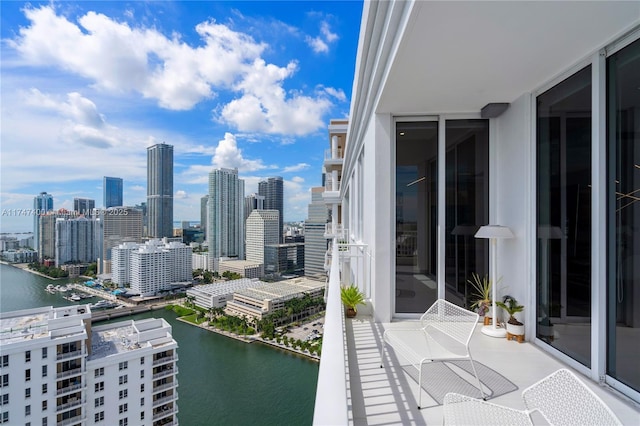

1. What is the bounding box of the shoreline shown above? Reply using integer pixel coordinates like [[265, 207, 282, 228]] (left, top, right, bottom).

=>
[[0, 260, 64, 280], [176, 317, 320, 363]]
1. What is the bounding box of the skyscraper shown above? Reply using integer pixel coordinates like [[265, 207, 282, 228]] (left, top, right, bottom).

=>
[[99, 207, 143, 274], [244, 193, 265, 222], [55, 216, 98, 266], [147, 143, 173, 238], [246, 209, 279, 267], [74, 197, 95, 216], [200, 195, 208, 236], [103, 176, 123, 208], [258, 176, 284, 242], [33, 192, 53, 255], [207, 168, 245, 269], [304, 187, 330, 279]]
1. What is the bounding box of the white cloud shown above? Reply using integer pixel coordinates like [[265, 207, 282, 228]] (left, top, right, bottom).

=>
[[8, 5, 337, 136], [305, 20, 338, 54], [282, 163, 310, 173], [175, 190, 188, 199], [212, 133, 267, 172]]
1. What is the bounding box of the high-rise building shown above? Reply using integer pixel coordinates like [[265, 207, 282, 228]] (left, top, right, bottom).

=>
[[73, 197, 95, 216], [0, 305, 178, 426], [33, 192, 53, 255], [147, 143, 173, 238], [99, 207, 143, 274], [55, 216, 98, 266], [244, 193, 265, 222], [258, 177, 284, 242], [200, 195, 208, 236], [207, 168, 245, 269], [103, 176, 123, 208], [304, 187, 330, 279], [246, 209, 279, 269]]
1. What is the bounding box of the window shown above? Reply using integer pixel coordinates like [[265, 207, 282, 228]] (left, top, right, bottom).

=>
[[25, 388, 30, 398], [41, 384, 47, 394], [95, 382, 104, 392], [94, 412, 104, 422], [119, 389, 128, 399], [25, 405, 31, 416], [41, 348, 47, 360], [140, 384, 144, 393], [1, 356, 7, 368], [25, 369, 30, 382], [119, 418, 128, 426], [41, 401, 46, 411], [42, 416, 47, 426], [95, 397, 104, 408], [118, 403, 128, 414], [140, 412, 144, 420], [41, 366, 47, 378], [25, 351, 31, 363], [95, 367, 104, 378], [140, 370, 144, 379], [0, 394, 7, 405], [140, 357, 144, 365], [0, 376, 6, 388], [1, 412, 8, 424], [119, 375, 128, 385], [140, 397, 144, 406], [119, 361, 128, 371]]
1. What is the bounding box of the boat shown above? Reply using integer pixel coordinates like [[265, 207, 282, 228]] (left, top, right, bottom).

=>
[[66, 293, 82, 302], [90, 300, 118, 310], [45, 284, 56, 294]]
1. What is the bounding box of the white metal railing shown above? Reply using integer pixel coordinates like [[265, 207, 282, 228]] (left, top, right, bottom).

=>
[[153, 406, 177, 421], [153, 380, 178, 393], [56, 398, 84, 412], [56, 350, 83, 361], [313, 240, 348, 425], [324, 176, 342, 192], [152, 394, 177, 408], [56, 367, 82, 379], [153, 354, 177, 366], [152, 367, 177, 380], [56, 383, 82, 395], [324, 148, 344, 161], [56, 414, 85, 426], [324, 224, 347, 239]]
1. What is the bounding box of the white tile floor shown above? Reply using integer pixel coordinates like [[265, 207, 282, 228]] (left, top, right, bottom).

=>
[[346, 316, 640, 425]]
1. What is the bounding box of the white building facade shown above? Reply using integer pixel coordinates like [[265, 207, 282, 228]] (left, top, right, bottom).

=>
[[339, 0, 640, 403], [0, 305, 178, 426], [246, 209, 279, 267]]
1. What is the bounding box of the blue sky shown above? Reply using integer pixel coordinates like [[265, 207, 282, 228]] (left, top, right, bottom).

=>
[[0, 1, 362, 233]]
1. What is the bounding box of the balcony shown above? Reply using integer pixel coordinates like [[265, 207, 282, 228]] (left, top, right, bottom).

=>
[[153, 405, 178, 421], [324, 148, 344, 169], [56, 414, 85, 426], [153, 380, 178, 393], [313, 245, 640, 425], [56, 349, 83, 361], [56, 398, 84, 412], [322, 176, 341, 204], [152, 394, 178, 408], [324, 224, 346, 239], [153, 366, 178, 380], [56, 367, 82, 379], [153, 354, 178, 366], [56, 383, 83, 396]]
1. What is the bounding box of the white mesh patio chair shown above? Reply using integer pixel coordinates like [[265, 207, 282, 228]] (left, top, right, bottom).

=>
[[443, 392, 533, 426], [380, 299, 485, 409], [521, 368, 622, 426]]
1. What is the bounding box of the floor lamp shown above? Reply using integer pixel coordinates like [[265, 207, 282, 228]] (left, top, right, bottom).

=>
[[475, 225, 514, 338]]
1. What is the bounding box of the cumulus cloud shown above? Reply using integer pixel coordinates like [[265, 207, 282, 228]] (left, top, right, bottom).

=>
[[305, 20, 338, 53], [175, 190, 188, 199], [212, 133, 267, 172], [282, 163, 310, 173], [8, 5, 338, 135]]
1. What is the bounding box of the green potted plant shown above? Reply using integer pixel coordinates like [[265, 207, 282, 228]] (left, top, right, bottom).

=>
[[340, 284, 365, 318], [467, 273, 492, 325], [496, 295, 525, 342]]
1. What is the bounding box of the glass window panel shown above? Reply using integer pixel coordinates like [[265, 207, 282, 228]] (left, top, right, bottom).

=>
[[395, 121, 438, 313], [444, 119, 489, 308], [607, 38, 640, 394], [537, 65, 592, 366]]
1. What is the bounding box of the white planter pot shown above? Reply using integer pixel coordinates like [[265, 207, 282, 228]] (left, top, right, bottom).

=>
[[506, 323, 525, 336]]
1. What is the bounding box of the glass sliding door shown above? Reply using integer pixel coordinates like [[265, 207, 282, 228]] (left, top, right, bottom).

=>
[[607, 38, 640, 395], [536, 66, 592, 366], [444, 120, 489, 307], [395, 121, 438, 313]]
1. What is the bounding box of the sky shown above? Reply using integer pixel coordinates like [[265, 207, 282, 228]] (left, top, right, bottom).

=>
[[0, 1, 362, 233]]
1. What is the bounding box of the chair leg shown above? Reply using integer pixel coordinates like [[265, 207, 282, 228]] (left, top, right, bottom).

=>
[[418, 362, 423, 409], [469, 359, 486, 400]]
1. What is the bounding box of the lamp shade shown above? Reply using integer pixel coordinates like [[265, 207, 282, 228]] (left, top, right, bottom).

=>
[[475, 225, 514, 239]]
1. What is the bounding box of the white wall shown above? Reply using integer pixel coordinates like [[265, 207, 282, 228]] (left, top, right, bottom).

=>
[[494, 93, 533, 334]]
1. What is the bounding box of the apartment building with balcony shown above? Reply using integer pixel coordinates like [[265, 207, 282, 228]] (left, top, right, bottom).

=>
[[0, 305, 178, 426], [314, 2, 640, 424]]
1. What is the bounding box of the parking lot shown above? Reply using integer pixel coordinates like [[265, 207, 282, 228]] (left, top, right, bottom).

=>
[[284, 316, 325, 342]]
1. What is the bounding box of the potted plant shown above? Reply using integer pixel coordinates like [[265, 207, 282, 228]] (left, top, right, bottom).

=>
[[496, 295, 525, 342], [340, 284, 365, 318], [468, 273, 492, 325]]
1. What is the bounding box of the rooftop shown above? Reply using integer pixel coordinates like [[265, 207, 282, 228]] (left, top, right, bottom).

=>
[[0, 305, 90, 345], [236, 277, 325, 301], [89, 317, 175, 360]]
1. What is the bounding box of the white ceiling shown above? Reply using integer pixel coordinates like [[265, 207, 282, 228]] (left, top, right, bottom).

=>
[[377, 1, 640, 114]]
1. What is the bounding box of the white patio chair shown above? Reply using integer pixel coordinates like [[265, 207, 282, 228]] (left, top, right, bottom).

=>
[[381, 299, 485, 409], [443, 392, 533, 426], [521, 368, 623, 426]]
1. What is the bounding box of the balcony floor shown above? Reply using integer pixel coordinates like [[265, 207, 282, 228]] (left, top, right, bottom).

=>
[[346, 316, 640, 425]]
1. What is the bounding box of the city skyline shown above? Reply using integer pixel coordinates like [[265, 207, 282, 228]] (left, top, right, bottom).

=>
[[0, 1, 362, 233]]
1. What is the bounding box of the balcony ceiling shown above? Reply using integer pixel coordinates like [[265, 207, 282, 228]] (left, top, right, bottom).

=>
[[377, 1, 640, 114]]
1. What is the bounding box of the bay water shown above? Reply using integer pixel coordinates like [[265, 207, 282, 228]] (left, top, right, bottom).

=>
[[0, 263, 319, 425]]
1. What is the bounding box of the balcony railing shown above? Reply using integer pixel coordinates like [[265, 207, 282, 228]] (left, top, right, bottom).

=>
[[312, 240, 348, 425], [56, 383, 82, 396], [324, 148, 344, 161], [153, 406, 177, 421], [153, 354, 177, 366], [56, 398, 84, 412], [152, 394, 177, 408], [324, 176, 341, 193], [56, 350, 83, 361], [324, 224, 347, 239], [56, 367, 82, 379], [56, 414, 85, 426], [153, 380, 178, 394], [153, 367, 178, 380]]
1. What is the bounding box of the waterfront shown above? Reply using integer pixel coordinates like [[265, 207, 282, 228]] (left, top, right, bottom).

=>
[[0, 263, 319, 425]]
